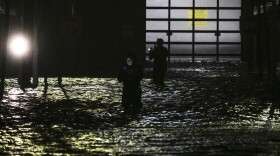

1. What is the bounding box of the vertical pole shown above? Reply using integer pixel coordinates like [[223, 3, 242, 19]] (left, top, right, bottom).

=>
[[192, 0, 195, 62], [216, 0, 220, 61], [240, 0, 246, 62], [270, 0, 277, 86], [19, 0, 24, 89], [33, 0, 38, 87], [240, 0, 244, 61], [0, 0, 10, 100], [256, 0, 262, 77], [168, 0, 170, 62], [262, 0, 271, 81]]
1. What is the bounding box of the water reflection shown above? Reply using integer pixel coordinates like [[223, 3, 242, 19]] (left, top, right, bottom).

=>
[[0, 61, 280, 155]]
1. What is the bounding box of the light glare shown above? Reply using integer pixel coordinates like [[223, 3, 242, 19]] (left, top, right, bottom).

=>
[[9, 34, 30, 57]]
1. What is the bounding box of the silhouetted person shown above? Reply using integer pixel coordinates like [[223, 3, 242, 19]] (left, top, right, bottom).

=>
[[149, 38, 169, 86], [118, 53, 143, 114]]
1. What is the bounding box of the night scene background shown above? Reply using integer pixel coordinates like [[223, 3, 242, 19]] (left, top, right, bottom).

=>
[[0, 0, 280, 155]]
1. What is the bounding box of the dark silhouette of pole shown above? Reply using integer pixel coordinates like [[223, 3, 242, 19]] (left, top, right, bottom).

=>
[[33, 0, 38, 87], [0, 0, 10, 100]]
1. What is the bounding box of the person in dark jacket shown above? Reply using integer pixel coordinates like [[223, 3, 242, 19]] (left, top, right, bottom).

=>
[[118, 53, 143, 114], [149, 38, 169, 86]]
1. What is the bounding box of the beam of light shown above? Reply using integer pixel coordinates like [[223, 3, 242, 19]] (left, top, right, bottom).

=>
[[8, 34, 30, 57]]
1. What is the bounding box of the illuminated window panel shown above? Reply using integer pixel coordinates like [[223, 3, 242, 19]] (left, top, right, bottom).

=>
[[171, 21, 192, 30], [171, 0, 192, 7], [170, 44, 192, 54], [194, 21, 217, 30], [171, 10, 217, 19], [195, 0, 217, 7], [171, 10, 189, 19], [195, 45, 216, 54], [146, 21, 168, 30], [219, 33, 241, 42], [146, 9, 168, 18], [146, 0, 168, 7], [220, 0, 241, 7], [145, 0, 241, 58], [195, 33, 216, 42], [219, 22, 240, 31], [219, 45, 241, 54], [171, 33, 192, 42], [146, 33, 168, 42], [220, 10, 241, 19]]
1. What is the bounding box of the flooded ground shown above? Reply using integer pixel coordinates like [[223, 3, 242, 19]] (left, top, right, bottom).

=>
[[1, 60, 280, 155]]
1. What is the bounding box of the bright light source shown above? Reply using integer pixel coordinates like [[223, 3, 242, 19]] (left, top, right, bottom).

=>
[[8, 34, 30, 57]]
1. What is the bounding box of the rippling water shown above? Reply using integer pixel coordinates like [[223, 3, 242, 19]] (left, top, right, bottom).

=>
[[0, 61, 280, 155]]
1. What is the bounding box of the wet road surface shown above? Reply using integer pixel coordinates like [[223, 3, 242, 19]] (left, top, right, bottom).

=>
[[1, 60, 280, 155]]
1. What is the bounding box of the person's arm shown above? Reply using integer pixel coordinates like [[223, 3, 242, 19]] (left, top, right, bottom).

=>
[[149, 48, 155, 60]]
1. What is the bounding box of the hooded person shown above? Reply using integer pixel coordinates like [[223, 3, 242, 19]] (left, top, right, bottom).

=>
[[118, 53, 143, 114]]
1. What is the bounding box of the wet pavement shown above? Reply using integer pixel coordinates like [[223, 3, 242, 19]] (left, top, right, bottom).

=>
[[1, 60, 280, 155]]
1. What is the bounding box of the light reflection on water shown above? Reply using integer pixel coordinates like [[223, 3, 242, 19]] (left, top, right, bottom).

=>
[[0, 62, 280, 155]]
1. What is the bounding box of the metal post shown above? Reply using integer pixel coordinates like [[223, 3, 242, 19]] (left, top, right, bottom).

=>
[[33, 0, 38, 87], [216, 0, 220, 61], [168, 0, 170, 62], [0, 0, 10, 100], [19, 0, 24, 89], [192, 0, 195, 62], [240, 0, 244, 62]]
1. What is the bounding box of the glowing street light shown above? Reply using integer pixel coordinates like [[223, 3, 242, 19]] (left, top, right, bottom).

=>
[[8, 34, 30, 57]]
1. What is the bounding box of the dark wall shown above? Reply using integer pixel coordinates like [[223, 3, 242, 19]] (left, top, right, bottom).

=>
[[38, 0, 145, 77], [3, 0, 146, 77], [240, 0, 280, 84]]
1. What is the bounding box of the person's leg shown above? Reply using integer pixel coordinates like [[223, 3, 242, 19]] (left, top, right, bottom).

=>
[[155, 70, 165, 86], [122, 90, 134, 113], [122, 91, 128, 109], [153, 69, 161, 84], [134, 89, 142, 113], [152, 70, 157, 83]]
